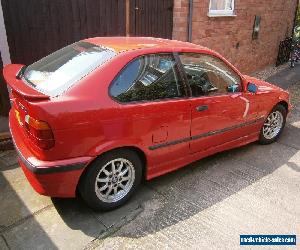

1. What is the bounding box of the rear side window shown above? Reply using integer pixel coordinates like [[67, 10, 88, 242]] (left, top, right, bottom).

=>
[[23, 41, 116, 96], [110, 54, 185, 103]]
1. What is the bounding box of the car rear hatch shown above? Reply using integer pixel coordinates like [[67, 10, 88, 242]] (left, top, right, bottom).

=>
[[3, 64, 54, 154], [4, 41, 117, 155]]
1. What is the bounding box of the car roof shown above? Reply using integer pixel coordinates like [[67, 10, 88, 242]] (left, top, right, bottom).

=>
[[84, 37, 206, 53]]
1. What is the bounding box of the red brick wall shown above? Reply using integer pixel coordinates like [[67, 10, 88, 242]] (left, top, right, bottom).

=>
[[173, 0, 298, 74]]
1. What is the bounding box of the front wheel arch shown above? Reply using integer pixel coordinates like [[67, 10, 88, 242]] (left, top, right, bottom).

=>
[[277, 100, 288, 112], [259, 103, 287, 144]]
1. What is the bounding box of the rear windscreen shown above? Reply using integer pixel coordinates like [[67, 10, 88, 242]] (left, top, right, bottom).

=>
[[23, 41, 116, 96]]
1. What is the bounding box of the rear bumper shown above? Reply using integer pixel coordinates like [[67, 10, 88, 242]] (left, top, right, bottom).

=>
[[15, 142, 87, 174], [18, 158, 86, 197], [9, 113, 92, 197]]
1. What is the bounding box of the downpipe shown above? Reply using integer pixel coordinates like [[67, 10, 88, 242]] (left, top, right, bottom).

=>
[[187, 0, 193, 42]]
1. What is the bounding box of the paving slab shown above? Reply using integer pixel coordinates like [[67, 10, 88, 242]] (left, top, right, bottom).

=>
[[0, 150, 18, 168], [288, 82, 300, 109], [94, 185, 155, 229], [279, 124, 300, 150], [3, 202, 106, 250], [0, 236, 9, 250], [287, 106, 300, 124], [228, 141, 297, 171], [94, 162, 300, 250], [0, 164, 52, 229], [149, 141, 297, 200]]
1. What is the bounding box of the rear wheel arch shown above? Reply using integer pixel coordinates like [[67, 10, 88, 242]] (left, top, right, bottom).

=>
[[77, 146, 147, 191], [77, 146, 147, 210]]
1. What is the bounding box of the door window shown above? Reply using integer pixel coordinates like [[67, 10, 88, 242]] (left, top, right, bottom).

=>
[[110, 54, 185, 102], [179, 53, 241, 97]]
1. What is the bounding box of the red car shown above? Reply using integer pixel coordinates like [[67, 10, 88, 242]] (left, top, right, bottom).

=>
[[4, 37, 291, 210]]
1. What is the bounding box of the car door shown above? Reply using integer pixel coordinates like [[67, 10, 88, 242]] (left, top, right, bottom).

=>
[[177, 52, 259, 154], [109, 53, 191, 169]]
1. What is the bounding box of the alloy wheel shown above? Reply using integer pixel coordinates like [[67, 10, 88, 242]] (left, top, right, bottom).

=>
[[94, 158, 135, 203], [262, 111, 284, 140]]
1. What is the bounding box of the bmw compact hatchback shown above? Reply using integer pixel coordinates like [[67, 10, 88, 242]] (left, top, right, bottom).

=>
[[4, 37, 291, 210]]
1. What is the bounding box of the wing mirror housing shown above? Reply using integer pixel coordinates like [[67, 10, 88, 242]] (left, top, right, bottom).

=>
[[247, 82, 258, 93]]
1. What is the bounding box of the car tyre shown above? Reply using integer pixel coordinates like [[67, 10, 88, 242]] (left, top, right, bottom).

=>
[[79, 149, 143, 211], [259, 104, 287, 145]]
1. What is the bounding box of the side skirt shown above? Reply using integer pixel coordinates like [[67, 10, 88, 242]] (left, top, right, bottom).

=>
[[146, 132, 259, 180]]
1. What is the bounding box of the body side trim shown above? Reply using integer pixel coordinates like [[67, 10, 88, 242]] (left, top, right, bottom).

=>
[[149, 117, 264, 150], [12, 139, 87, 174]]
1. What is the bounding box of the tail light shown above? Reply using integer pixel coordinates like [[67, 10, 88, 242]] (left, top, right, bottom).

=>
[[24, 115, 55, 150]]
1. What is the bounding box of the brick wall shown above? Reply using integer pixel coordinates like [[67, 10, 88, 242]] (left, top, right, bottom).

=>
[[173, 0, 298, 74]]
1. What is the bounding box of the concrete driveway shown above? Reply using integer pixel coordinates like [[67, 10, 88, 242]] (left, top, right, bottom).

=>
[[0, 81, 300, 250]]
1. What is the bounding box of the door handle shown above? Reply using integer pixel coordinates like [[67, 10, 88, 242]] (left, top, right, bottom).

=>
[[196, 105, 208, 112]]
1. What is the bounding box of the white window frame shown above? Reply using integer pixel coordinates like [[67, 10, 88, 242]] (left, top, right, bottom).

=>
[[208, 0, 236, 17]]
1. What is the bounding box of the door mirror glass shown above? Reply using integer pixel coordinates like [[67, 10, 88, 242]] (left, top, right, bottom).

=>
[[247, 82, 258, 93], [227, 84, 240, 93]]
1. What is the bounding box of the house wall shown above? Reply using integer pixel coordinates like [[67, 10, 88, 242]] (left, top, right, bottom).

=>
[[173, 0, 298, 74]]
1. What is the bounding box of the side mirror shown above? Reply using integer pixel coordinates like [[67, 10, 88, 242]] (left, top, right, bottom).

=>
[[247, 82, 258, 93], [227, 84, 240, 93]]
